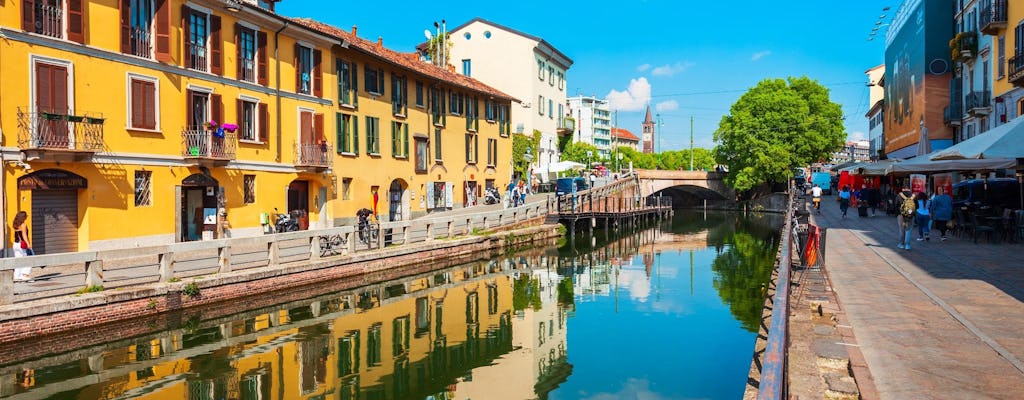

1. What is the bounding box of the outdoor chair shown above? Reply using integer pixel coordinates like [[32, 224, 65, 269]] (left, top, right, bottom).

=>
[[969, 212, 997, 244], [953, 209, 973, 239]]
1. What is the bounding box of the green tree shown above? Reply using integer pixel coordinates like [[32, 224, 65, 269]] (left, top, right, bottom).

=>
[[512, 130, 541, 178], [561, 141, 602, 167], [713, 76, 844, 191], [615, 146, 657, 169]]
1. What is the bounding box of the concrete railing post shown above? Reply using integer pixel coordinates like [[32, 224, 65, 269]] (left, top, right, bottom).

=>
[[425, 223, 434, 242], [448, 220, 455, 238], [346, 231, 355, 253], [159, 252, 175, 282], [403, 225, 410, 244], [310, 235, 322, 261], [465, 218, 472, 235], [377, 225, 385, 250], [85, 260, 104, 288], [217, 245, 232, 273], [0, 270, 13, 305], [269, 240, 280, 265]]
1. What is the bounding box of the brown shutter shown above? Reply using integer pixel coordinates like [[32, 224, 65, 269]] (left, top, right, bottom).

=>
[[236, 98, 244, 136], [210, 15, 222, 75], [67, 0, 85, 44], [300, 112, 313, 144], [181, 6, 191, 67], [294, 43, 301, 92], [258, 103, 269, 142], [130, 80, 143, 128], [53, 65, 68, 113], [35, 63, 52, 112], [185, 90, 194, 128], [211, 94, 223, 125], [22, 0, 35, 32], [257, 31, 268, 85], [234, 23, 242, 80], [313, 49, 322, 97], [154, 0, 171, 62], [314, 113, 324, 142], [142, 81, 156, 129], [120, 0, 131, 54]]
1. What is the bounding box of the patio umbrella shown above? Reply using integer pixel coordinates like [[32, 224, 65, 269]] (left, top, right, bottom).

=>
[[930, 116, 1024, 161], [886, 156, 1016, 174]]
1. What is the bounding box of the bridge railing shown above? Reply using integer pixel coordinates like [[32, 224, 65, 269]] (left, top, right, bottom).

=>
[[756, 184, 797, 399]]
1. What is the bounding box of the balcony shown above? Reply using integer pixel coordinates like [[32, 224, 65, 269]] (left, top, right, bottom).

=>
[[557, 117, 575, 135], [16, 108, 104, 161], [295, 142, 332, 170], [980, 0, 1007, 35], [28, 2, 63, 39], [951, 32, 978, 62], [965, 91, 992, 116], [186, 42, 207, 72], [1010, 54, 1024, 87], [239, 58, 256, 82], [127, 26, 151, 58], [943, 103, 962, 126], [182, 128, 236, 165]]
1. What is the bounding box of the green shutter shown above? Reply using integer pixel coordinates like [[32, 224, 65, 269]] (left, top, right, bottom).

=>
[[353, 116, 359, 154], [336, 113, 344, 154], [391, 122, 397, 157], [403, 123, 409, 157], [352, 62, 359, 107]]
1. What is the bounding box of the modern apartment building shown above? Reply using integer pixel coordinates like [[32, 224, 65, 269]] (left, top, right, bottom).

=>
[[567, 96, 613, 158], [865, 64, 885, 159], [2, 0, 512, 253], [445, 18, 573, 182]]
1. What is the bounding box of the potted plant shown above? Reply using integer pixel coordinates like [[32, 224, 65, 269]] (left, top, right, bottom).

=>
[[65, 114, 85, 123], [203, 120, 218, 131]]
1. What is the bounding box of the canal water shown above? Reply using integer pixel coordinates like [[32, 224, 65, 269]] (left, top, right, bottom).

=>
[[0, 211, 782, 400]]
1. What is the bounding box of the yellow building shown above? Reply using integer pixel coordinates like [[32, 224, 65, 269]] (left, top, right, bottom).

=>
[[989, 0, 1024, 121], [0, 0, 514, 253]]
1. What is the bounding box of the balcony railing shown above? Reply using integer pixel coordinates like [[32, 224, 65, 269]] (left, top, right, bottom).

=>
[[128, 26, 151, 58], [980, 0, 1008, 35], [295, 142, 332, 168], [16, 108, 104, 153], [965, 90, 992, 115], [952, 32, 978, 62], [182, 128, 236, 161], [239, 58, 256, 82], [186, 42, 207, 72], [557, 117, 575, 135], [943, 103, 962, 126], [31, 2, 63, 39], [1009, 54, 1024, 87]]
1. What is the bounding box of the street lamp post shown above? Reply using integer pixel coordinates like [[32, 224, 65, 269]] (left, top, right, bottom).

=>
[[586, 150, 592, 170]]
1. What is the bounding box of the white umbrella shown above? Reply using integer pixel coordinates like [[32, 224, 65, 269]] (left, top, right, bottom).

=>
[[930, 116, 1024, 161], [886, 156, 1016, 174]]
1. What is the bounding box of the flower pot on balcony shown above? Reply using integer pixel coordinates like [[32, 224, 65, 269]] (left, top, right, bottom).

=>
[[41, 112, 63, 121], [189, 147, 200, 156], [65, 115, 84, 122], [83, 117, 105, 124]]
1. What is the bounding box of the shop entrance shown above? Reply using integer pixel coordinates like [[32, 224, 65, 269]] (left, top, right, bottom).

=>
[[17, 169, 87, 255], [288, 180, 309, 230], [179, 173, 219, 242], [388, 180, 407, 222]]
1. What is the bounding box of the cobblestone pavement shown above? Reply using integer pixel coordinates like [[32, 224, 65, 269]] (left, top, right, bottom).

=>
[[800, 194, 1024, 399]]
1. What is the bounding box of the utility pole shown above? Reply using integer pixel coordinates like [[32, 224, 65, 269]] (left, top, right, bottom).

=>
[[690, 116, 694, 171], [655, 114, 662, 154]]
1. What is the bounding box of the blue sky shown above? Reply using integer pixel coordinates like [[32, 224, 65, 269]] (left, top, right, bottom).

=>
[[279, 0, 893, 151]]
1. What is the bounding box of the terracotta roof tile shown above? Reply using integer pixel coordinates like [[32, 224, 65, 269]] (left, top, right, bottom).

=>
[[290, 18, 517, 103], [612, 127, 639, 141]]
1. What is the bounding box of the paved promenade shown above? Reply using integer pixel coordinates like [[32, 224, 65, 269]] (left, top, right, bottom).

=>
[[805, 195, 1024, 399]]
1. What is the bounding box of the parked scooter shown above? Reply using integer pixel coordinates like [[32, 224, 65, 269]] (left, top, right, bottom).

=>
[[274, 208, 299, 233], [484, 187, 501, 205]]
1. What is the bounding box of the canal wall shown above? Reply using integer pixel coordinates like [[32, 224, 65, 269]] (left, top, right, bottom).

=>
[[0, 222, 561, 346]]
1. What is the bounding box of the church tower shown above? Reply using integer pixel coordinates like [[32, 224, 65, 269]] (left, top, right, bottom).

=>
[[642, 105, 654, 153]]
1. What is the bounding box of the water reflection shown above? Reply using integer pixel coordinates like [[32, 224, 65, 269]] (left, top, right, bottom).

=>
[[1, 211, 781, 400]]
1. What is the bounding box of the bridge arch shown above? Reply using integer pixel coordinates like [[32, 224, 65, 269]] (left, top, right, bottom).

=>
[[635, 170, 735, 205]]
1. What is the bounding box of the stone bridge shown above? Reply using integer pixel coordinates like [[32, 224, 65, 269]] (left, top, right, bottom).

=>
[[635, 169, 735, 206]]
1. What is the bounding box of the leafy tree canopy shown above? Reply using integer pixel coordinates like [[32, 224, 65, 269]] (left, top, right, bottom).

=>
[[713, 76, 845, 191]]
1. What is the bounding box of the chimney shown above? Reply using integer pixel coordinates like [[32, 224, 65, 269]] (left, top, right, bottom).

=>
[[377, 36, 383, 49], [351, 25, 357, 36]]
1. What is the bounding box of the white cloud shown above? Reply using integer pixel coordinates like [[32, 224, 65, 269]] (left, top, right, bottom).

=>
[[751, 50, 772, 61], [655, 100, 678, 112], [650, 62, 694, 77], [849, 131, 867, 141], [606, 77, 652, 112], [636, 63, 651, 72]]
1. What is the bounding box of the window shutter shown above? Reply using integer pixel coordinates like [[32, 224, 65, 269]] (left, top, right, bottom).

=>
[[314, 113, 324, 142], [119, 0, 131, 54], [313, 49, 322, 97], [67, 0, 85, 44], [391, 123, 397, 156], [335, 113, 344, 154], [258, 103, 269, 142], [21, 0, 35, 32], [143, 81, 156, 129], [378, 71, 385, 96], [210, 15, 222, 75], [404, 123, 409, 157], [186, 90, 194, 128], [294, 43, 301, 92], [154, 0, 171, 62], [234, 23, 242, 80], [352, 116, 359, 154], [351, 63, 359, 106], [257, 31, 268, 85], [211, 94, 223, 126], [181, 6, 191, 67], [236, 98, 244, 136], [130, 80, 143, 128]]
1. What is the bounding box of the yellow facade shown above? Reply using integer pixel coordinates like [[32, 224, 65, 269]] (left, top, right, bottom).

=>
[[992, 0, 1024, 117], [0, 0, 513, 253]]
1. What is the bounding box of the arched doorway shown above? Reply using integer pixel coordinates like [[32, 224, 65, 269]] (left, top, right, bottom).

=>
[[179, 173, 219, 242], [388, 179, 409, 222], [288, 180, 309, 230], [17, 169, 87, 255]]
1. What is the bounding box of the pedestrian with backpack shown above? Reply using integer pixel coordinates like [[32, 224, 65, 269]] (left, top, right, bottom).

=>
[[897, 186, 916, 250]]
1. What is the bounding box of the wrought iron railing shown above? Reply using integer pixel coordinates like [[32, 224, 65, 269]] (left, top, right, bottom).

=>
[[239, 58, 256, 82], [295, 142, 332, 167], [32, 1, 63, 39], [182, 128, 236, 159], [980, 0, 1008, 34], [16, 108, 105, 151], [943, 102, 962, 125], [557, 117, 575, 133], [129, 26, 152, 58], [1009, 54, 1024, 85], [965, 90, 992, 111], [186, 42, 208, 71]]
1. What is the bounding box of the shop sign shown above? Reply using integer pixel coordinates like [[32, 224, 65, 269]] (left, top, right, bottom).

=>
[[17, 169, 88, 190]]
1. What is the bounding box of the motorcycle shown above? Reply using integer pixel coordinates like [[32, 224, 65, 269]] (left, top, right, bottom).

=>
[[483, 188, 501, 205], [274, 208, 299, 233]]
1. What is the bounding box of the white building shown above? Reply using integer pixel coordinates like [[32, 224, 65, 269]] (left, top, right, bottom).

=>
[[445, 18, 573, 181], [865, 64, 885, 159], [567, 95, 613, 158]]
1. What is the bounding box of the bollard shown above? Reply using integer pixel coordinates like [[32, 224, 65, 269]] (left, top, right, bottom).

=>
[[218, 245, 233, 273], [159, 252, 176, 282]]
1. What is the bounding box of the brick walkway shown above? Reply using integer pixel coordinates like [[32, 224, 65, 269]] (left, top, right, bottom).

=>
[[806, 195, 1024, 399]]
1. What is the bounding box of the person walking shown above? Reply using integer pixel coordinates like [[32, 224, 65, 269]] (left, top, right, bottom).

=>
[[838, 185, 852, 218], [914, 191, 932, 241], [897, 186, 916, 250], [11, 211, 33, 281], [811, 184, 822, 214], [930, 186, 953, 241]]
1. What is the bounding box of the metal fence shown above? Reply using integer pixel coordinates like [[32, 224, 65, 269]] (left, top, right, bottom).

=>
[[16, 108, 105, 151], [756, 185, 797, 399]]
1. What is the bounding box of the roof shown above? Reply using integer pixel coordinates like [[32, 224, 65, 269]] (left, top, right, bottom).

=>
[[448, 17, 573, 68], [612, 128, 640, 142], [290, 18, 517, 102]]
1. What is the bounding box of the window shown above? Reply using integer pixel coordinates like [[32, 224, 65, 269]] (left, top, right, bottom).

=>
[[537, 60, 545, 80], [134, 170, 152, 207], [364, 65, 384, 95], [462, 59, 471, 77], [187, 90, 210, 129], [498, 104, 510, 137], [415, 81, 424, 107], [337, 58, 357, 106], [558, 103, 564, 120], [336, 113, 358, 154], [342, 178, 352, 200], [548, 66, 554, 85], [128, 75, 158, 130], [538, 95, 544, 115], [486, 138, 497, 166], [391, 121, 408, 158], [124, 0, 154, 58], [434, 128, 443, 162], [24, 0, 86, 43], [415, 137, 429, 173], [465, 96, 478, 131], [296, 45, 313, 94], [237, 26, 257, 82], [431, 87, 446, 126], [484, 31, 491, 39], [548, 99, 554, 119], [238, 99, 258, 141], [365, 116, 380, 154], [367, 323, 382, 367], [185, 9, 209, 71], [998, 35, 1006, 78], [485, 99, 495, 121], [449, 91, 463, 115], [465, 132, 478, 164], [391, 74, 407, 116], [557, 71, 564, 90], [243, 175, 256, 204]]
